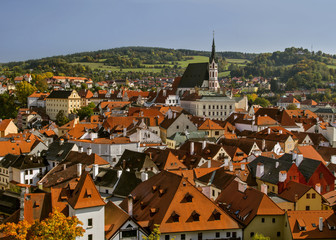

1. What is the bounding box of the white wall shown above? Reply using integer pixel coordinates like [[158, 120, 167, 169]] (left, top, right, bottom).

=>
[[160, 229, 242, 240], [69, 205, 105, 240]]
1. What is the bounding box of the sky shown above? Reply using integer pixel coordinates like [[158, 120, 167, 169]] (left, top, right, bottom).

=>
[[1, 0, 336, 62]]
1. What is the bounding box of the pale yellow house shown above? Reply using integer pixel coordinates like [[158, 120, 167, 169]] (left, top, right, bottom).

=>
[[0, 119, 18, 137], [216, 180, 290, 240], [46, 90, 81, 120], [277, 181, 323, 211], [198, 119, 225, 139]]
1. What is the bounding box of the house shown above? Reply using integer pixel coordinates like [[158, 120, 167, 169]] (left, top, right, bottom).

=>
[[315, 107, 336, 123], [66, 172, 106, 240], [114, 149, 159, 174], [0, 119, 18, 137], [277, 96, 301, 109], [195, 168, 237, 200], [9, 154, 48, 185], [94, 169, 142, 203], [119, 171, 243, 239], [286, 210, 336, 240], [104, 201, 148, 240], [27, 91, 50, 108], [16, 108, 42, 129], [216, 180, 288, 240], [248, 153, 336, 195], [144, 148, 187, 171], [46, 90, 81, 120], [0, 154, 19, 189], [159, 112, 197, 142], [198, 118, 225, 139], [276, 181, 323, 211]]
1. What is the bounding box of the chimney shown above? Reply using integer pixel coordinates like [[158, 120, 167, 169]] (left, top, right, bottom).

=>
[[19, 187, 26, 221], [87, 147, 92, 156], [238, 181, 247, 193], [163, 89, 166, 97], [60, 138, 64, 145], [261, 183, 268, 195], [78, 146, 83, 153], [331, 155, 336, 164], [123, 128, 127, 137], [173, 112, 176, 118], [128, 194, 133, 216], [224, 157, 229, 167], [190, 142, 194, 155], [141, 172, 148, 182], [315, 183, 321, 194], [275, 161, 279, 168], [208, 159, 211, 168], [296, 154, 303, 166], [229, 162, 233, 172], [279, 171, 287, 182], [279, 130, 283, 134], [92, 164, 98, 180], [267, 128, 271, 134], [319, 217, 323, 231], [117, 170, 122, 178], [241, 163, 245, 171], [77, 163, 82, 177], [256, 162, 264, 178], [63, 164, 67, 170], [202, 141, 207, 150]]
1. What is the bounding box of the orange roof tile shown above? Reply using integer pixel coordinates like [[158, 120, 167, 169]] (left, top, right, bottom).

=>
[[297, 145, 326, 164], [198, 119, 224, 130], [67, 171, 105, 210]]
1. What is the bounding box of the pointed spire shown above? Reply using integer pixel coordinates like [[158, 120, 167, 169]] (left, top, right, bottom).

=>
[[210, 31, 216, 63]]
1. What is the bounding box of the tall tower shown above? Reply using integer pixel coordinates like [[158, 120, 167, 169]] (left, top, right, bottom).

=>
[[209, 32, 219, 92]]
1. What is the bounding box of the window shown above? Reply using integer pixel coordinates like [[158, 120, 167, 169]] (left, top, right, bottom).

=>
[[165, 235, 170, 240], [30, 170, 33, 174], [320, 173, 323, 179], [30, 179, 33, 184], [215, 131, 219, 136], [88, 218, 92, 227], [212, 190, 215, 197], [232, 232, 237, 238], [25, 180, 28, 184], [186, 125, 189, 129], [277, 232, 281, 237], [181, 234, 185, 240], [261, 218, 265, 223], [272, 186, 275, 192], [326, 185, 330, 192], [105, 189, 109, 194], [306, 193, 311, 199], [306, 206, 310, 210], [272, 218, 276, 223], [88, 234, 93, 240], [226, 232, 231, 237], [176, 125, 179, 129], [198, 233, 202, 240], [203, 105, 206, 109], [25, 170, 28, 175], [215, 232, 220, 238], [250, 232, 255, 237]]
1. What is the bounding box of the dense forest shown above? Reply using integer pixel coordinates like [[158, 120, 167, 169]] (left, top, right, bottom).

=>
[[229, 47, 336, 90]]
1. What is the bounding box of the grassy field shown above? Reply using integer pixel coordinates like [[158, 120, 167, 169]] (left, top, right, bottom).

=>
[[72, 55, 249, 76]]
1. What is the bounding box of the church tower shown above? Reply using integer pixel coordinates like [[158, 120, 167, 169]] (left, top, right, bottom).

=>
[[208, 33, 219, 92]]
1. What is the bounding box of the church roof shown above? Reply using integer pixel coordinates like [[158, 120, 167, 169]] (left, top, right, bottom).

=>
[[177, 63, 209, 88]]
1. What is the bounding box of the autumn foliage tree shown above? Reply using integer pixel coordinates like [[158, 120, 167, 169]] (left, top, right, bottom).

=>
[[0, 209, 84, 240]]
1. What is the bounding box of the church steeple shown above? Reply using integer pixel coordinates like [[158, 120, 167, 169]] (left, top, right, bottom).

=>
[[210, 31, 216, 63]]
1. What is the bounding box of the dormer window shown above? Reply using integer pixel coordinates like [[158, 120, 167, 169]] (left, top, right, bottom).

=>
[[86, 188, 92, 198], [212, 209, 221, 220], [171, 211, 180, 222], [185, 193, 193, 202], [191, 211, 200, 221]]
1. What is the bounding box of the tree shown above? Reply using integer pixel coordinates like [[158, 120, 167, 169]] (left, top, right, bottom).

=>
[[0, 93, 18, 119], [74, 106, 94, 120], [0, 209, 84, 240], [286, 104, 298, 110], [56, 110, 69, 126], [143, 224, 161, 240], [252, 233, 270, 240], [16, 81, 37, 106], [254, 97, 271, 107]]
